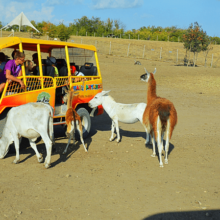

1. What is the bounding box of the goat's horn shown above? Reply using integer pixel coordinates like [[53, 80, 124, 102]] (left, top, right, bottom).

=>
[[153, 68, 156, 74]]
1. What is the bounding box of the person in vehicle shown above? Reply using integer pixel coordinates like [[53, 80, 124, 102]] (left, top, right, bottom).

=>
[[48, 56, 59, 77], [71, 66, 85, 82], [32, 53, 39, 75], [0, 52, 6, 73], [0, 51, 25, 93], [24, 60, 33, 76]]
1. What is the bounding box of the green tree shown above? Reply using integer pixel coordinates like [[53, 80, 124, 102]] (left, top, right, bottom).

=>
[[182, 22, 210, 66], [57, 23, 71, 41]]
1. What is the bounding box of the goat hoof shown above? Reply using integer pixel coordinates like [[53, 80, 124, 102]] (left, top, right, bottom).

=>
[[165, 160, 168, 164], [38, 157, 43, 163], [159, 164, 164, 168], [44, 163, 50, 169], [151, 154, 156, 157], [62, 151, 67, 154], [13, 159, 20, 164]]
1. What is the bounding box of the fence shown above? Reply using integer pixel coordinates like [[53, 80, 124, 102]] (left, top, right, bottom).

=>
[[1, 31, 220, 68]]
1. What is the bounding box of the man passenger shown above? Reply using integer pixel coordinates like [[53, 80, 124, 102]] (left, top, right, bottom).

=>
[[0, 51, 25, 93]]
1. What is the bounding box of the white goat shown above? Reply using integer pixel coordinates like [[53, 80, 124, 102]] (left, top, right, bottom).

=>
[[0, 102, 54, 168], [88, 91, 149, 143]]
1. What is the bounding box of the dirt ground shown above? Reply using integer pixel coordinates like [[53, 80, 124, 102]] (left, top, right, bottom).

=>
[[0, 54, 220, 220]]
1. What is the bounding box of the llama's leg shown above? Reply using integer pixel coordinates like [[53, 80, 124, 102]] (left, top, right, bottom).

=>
[[29, 139, 43, 163], [164, 119, 170, 164], [63, 134, 72, 154], [151, 133, 156, 157], [156, 116, 163, 167], [143, 125, 151, 144], [110, 121, 115, 141], [77, 121, 87, 152]]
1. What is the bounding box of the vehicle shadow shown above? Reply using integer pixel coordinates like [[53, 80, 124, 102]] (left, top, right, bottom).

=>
[[143, 210, 220, 220]]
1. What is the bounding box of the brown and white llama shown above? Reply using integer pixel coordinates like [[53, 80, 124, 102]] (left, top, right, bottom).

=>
[[140, 68, 177, 167], [62, 88, 87, 154]]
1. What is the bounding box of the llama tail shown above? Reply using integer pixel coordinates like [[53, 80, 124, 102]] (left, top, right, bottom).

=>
[[158, 105, 170, 122]]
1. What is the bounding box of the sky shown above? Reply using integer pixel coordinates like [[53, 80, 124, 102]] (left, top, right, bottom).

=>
[[0, 0, 220, 37]]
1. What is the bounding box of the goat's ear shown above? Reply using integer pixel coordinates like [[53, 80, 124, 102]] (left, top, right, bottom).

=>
[[101, 90, 111, 96], [152, 68, 156, 75]]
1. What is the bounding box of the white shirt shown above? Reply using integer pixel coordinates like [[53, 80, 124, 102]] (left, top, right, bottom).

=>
[[75, 71, 84, 76]]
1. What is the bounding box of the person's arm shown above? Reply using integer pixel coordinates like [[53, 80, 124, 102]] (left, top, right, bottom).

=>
[[6, 70, 25, 89]]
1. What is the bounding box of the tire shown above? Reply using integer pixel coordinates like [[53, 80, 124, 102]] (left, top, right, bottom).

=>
[[75, 108, 91, 139]]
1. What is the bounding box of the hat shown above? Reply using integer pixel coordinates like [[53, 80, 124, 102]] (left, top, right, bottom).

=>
[[71, 66, 76, 73], [47, 56, 56, 65]]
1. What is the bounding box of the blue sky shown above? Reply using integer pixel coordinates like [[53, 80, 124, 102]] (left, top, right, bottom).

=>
[[0, 0, 220, 37]]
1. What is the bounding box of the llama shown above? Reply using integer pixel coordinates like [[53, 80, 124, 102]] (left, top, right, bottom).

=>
[[62, 88, 87, 154], [140, 68, 177, 167], [88, 91, 149, 143]]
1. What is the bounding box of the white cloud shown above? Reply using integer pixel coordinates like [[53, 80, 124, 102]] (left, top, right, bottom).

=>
[[92, 0, 143, 9]]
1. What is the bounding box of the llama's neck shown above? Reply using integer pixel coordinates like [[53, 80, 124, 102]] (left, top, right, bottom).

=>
[[67, 92, 73, 109], [147, 73, 157, 105]]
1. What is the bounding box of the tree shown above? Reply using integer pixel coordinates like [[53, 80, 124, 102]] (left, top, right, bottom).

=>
[[182, 22, 210, 67], [57, 23, 71, 41]]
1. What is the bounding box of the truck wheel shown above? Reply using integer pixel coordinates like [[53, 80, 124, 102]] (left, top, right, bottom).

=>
[[76, 108, 91, 139]]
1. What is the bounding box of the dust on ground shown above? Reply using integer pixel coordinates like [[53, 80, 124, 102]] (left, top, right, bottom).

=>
[[0, 54, 219, 220]]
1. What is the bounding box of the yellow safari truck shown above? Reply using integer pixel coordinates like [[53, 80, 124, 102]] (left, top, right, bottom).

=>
[[0, 37, 104, 138]]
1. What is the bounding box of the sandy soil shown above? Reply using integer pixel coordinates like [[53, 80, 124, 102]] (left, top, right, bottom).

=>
[[0, 54, 220, 220]]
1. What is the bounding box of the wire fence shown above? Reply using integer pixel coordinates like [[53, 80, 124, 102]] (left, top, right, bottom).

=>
[[1, 31, 220, 68]]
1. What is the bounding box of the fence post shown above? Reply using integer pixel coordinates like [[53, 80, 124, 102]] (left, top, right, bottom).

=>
[[211, 54, 213, 67], [143, 45, 145, 58], [160, 47, 162, 60], [138, 34, 139, 40], [81, 38, 82, 44], [94, 33, 95, 37], [129, 34, 130, 40], [86, 32, 87, 36], [109, 41, 111, 55], [127, 44, 130, 57], [176, 49, 178, 64]]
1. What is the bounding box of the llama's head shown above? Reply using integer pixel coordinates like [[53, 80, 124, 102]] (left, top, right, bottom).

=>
[[140, 68, 156, 82], [89, 90, 110, 108]]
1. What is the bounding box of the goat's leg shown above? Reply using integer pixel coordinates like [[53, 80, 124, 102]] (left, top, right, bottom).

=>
[[112, 118, 120, 143], [151, 133, 156, 157], [109, 121, 115, 142], [77, 121, 87, 152], [29, 139, 43, 163], [156, 117, 163, 168], [12, 134, 20, 164], [40, 133, 52, 169], [164, 119, 170, 164]]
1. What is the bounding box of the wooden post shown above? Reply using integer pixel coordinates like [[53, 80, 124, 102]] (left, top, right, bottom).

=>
[[157, 35, 158, 41], [176, 49, 178, 64], [138, 34, 139, 40], [127, 44, 130, 57], [211, 54, 213, 67], [160, 47, 162, 60], [129, 34, 130, 39], [109, 41, 111, 55], [81, 38, 82, 44], [143, 45, 145, 58], [86, 32, 87, 36]]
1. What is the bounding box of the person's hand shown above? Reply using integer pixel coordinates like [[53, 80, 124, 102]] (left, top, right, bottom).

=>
[[19, 80, 25, 89]]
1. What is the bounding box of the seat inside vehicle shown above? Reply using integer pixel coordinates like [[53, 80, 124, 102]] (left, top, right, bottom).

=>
[[56, 59, 68, 76], [79, 62, 97, 76]]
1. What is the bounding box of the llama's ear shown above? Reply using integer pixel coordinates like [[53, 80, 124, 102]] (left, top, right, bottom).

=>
[[152, 68, 156, 75], [144, 68, 150, 75], [102, 90, 111, 96]]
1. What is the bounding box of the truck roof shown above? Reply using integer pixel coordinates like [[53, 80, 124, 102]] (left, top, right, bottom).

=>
[[0, 37, 97, 53]]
